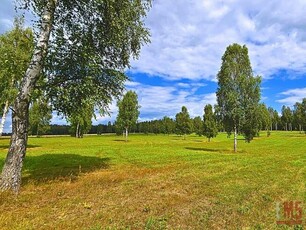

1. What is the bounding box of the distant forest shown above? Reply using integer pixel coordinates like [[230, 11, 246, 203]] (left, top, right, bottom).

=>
[[2, 106, 304, 137]]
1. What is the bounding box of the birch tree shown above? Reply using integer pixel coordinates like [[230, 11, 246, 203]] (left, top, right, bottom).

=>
[[0, 0, 151, 192], [0, 17, 34, 136], [203, 104, 218, 142], [193, 116, 203, 136], [68, 102, 94, 138], [161, 116, 175, 135], [116, 91, 140, 141], [175, 106, 192, 139], [216, 43, 261, 152], [281, 106, 293, 131], [293, 100, 306, 133], [28, 98, 52, 136], [259, 103, 271, 136]]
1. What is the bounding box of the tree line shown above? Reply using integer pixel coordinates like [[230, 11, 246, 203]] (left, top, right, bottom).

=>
[[114, 99, 306, 137], [15, 96, 304, 140]]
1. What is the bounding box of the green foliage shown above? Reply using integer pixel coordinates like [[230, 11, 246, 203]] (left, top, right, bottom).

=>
[[116, 91, 140, 133], [0, 16, 34, 107], [258, 104, 271, 135], [241, 104, 261, 142], [281, 105, 293, 131], [67, 103, 94, 138], [175, 106, 192, 138], [293, 99, 306, 132], [216, 43, 261, 144], [106, 121, 113, 133], [203, 104, 218, 141], [38, 0, 152, 118], [193, 116, 203, 136], [161, 116, 175, 135], [137, 121, 150, 134], [29, 98, 52, 136], [267, 106, 279, 131]]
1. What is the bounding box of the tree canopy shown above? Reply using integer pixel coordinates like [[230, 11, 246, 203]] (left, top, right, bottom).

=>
[[175, 106, 192, 139], [0, 17, 34, 135], [29, 98, 52, 136], [40, 0, 151, 118], [216, 43, 261, 151], [203, 104, 218, 141], [116, 90, 140, 141], [67, 102, 94, 138]]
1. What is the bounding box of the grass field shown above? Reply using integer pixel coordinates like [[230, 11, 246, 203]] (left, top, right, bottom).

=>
[[0, 132, 305, 229]]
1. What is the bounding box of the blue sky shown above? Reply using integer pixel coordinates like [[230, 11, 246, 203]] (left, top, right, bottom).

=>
[[1, 0, 306, 132]]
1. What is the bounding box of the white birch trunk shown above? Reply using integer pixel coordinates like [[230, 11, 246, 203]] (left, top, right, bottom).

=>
[[125, 127, 128, 142], [0, 0, 57, 193], [234, 126, 237, 153], [275, 122, 278, 131], [299, 124, 302, 133], [76, 122, 80, 138], [0, 100, 9, 136]]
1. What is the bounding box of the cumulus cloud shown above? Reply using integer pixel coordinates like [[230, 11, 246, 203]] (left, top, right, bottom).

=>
[[277, 87, 306, 106], [87, 81, 216, 124], [131, 0, 306, 81], [126, 81, 216, 120]]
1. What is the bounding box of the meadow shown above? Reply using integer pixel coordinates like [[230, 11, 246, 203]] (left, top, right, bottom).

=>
[[0, 132, 305, 229]]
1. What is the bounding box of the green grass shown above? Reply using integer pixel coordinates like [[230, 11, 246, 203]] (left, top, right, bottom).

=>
[[0, 132, 305, 229]]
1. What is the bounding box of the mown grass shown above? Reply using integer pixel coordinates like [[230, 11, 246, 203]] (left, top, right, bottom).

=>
[[0, 132, 305, 229]]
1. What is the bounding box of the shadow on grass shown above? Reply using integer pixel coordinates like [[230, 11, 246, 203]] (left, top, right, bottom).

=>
[[186, 147, 246, 154], [0, 144, 41, 150], [21, 154, 110, 185], [192, 140, 204, 143], [113, 139, 127, 142], [185, 147, 220, 152]]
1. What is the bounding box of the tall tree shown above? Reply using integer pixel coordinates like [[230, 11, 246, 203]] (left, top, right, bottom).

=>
[[0, 0, 151, 192], [281, 106, 293, 131], [106, 121, 113, 133], [0, 17, 34, 136], [28, 98, 52, 136], [193, 116, 203, 136], [302, 98, 306, 132], [268, 107, 275, 131], [259, 103, 271, 136], [116, 91, 140, 141], [175, 106, 192, 139], [68, 102, 94, 138], [293, 99, 306, 133], [203, 104, 218, 142], [273, 110, 280, 131], [216, 43, 261, 151], [161, 116, 175, 135]]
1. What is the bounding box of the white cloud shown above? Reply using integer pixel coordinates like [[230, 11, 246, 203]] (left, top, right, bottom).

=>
[[277, 87, 306, 106], [126, 81, 216, 120], [130, 0, 306, 81]]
